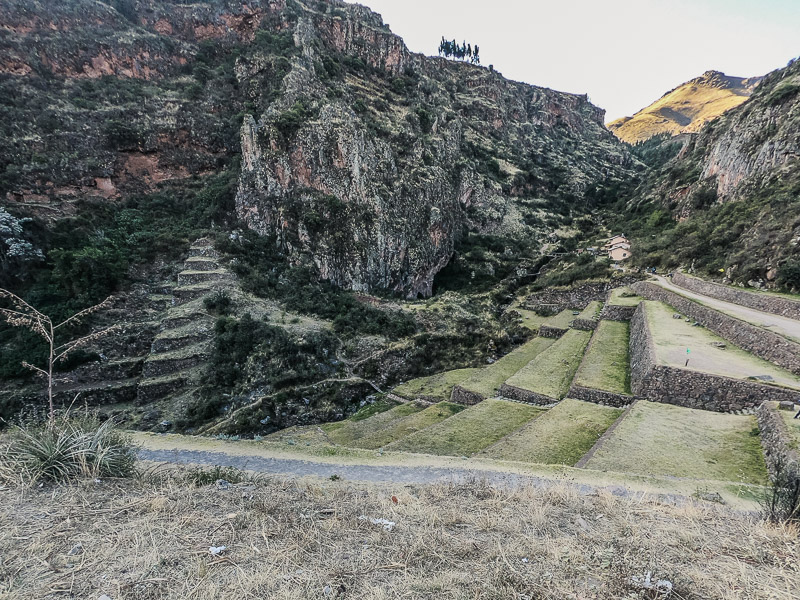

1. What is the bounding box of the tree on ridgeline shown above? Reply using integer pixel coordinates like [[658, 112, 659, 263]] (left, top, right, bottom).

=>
[[438, 36, 481, 64]]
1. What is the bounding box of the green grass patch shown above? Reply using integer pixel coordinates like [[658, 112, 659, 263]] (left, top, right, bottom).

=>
[[576, 301, 603, 320], [482, 398, 622, 465], [513, 308, 549, 331], [644, 301, 800, 390], [353, 402, 465, 449], [393, 368, 480, 401], [573, 321, 630, 394], [543, 308, 577, 330], [778, 404, 800, 450], [387, 399, 541, 456], [505, 330, 592, 399], [459, 337, 556, 397], [608, 287, 641, 306], [323, 402, 424, 446], [584, 401, 768, 484]]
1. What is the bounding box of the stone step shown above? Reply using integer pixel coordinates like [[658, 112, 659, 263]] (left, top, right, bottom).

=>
[[68, 355, 147, 383], [53, 378, 140, 406], [136, 372, 190, 404], [188, 245, 219, 259], [160, 311, 211, 330], [184, 256, 221, 272], [177, 269, 233, 286], [152, 326, 213, 353], [172, 284, 218, 304], [142, 345, 210, 378]]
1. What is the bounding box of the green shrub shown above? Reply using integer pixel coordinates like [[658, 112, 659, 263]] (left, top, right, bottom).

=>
[[1, 416, 137, 483], [203, 290, 233, 315], [777, 260, 800, 292], [184, 465, 259, 487]]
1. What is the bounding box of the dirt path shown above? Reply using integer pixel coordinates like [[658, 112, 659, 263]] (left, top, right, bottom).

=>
[[133, 434, 762, 509], [654, 275, 800, 343]]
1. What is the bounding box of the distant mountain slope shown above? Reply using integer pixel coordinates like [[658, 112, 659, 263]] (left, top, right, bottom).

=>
[[624, 58, 800, 288], [608, 70, 762, 144]]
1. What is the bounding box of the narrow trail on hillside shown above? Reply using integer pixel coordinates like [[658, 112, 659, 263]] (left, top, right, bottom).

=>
[[137, 446, 693, 506]]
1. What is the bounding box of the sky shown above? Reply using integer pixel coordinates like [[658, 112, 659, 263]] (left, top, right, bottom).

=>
[[344, 0, 800, 122]]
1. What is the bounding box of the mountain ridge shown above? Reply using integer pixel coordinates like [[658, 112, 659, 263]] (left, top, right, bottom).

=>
[[608, 69, 763, 144]]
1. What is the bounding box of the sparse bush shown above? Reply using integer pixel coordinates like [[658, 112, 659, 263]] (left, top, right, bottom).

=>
[[203, 290, 233, 315], [184, 464, 258, 487], [1, 416, 137, 483], [761, 456, 800, 523]]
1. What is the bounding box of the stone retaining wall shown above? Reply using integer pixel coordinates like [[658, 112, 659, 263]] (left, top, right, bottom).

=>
[[756, 402, 800, 480], [538, 325, 568, 338], [599, 304, 637, 321], [524, 277, 641, 312], [629, 303, 800, 412], [674, 272, 800, 320], [632, 281, 800, 376], [497, 383, 555, 406], [567, 385, 633, 408], [571, 318, 598, 331], [450, 385, 484, 406]]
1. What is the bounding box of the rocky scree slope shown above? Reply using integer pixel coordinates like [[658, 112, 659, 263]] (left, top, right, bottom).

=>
[[625, 58, 800, 287], [608, 70, 762, 144], [0, 0, 636, 299]]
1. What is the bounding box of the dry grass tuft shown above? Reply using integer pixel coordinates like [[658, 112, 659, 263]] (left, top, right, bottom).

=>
[[0, 468, 797, 599]]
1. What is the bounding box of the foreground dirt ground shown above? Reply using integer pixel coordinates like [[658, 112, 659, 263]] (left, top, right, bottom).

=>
[[0, 471, 797, 599]]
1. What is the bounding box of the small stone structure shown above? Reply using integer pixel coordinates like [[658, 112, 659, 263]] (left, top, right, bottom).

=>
[[450, 385, 484, 406], [497, 383, 555, 406], [629, 303, 800, 412], [674, 272, 800, 320], [632, 281, 800, 376], [756, 401, 800, 480]]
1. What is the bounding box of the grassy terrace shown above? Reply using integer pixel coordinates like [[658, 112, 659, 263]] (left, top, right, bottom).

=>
[[323, 401, 424, 446], [543, 308, 578, 330], [393, 368, 480, 401], [387, 399, 542, 456], [584, 401, 768, 484], [513, 308, 549, 331], [504, 329, 592, 399], [778, 404, 800, 450], [482, 398, 622, 465], [607, 287, 641, 306], [644, 301, 800, 390], [458, 336, 556, 398], [576, 301, 602, 320], [572, 321, 630, 394], [354, 402, 465, 449]]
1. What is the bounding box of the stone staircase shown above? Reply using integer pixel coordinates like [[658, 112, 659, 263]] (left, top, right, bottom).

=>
[[49, 238, 232, 414]]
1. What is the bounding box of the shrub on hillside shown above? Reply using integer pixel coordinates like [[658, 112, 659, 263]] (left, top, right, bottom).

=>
[[1, 416, 137, 484], [761, 456, 800, 524]]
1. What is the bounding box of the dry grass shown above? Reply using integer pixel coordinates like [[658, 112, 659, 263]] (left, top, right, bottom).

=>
[[0, 470, 797, 599]]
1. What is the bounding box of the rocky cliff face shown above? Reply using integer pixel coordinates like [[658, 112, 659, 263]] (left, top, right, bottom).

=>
[[1, 0, 636, 297], [233, 1, 635, 297], [608, 70, 762, 144]]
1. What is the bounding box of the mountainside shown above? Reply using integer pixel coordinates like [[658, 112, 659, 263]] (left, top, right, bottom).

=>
[[623, 58, 800, 287], [0, 0, 636, 299], [608, 70, 762, 144]]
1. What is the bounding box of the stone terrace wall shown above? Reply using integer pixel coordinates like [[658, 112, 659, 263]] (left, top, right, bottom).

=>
[[757, 402, 800, 480], [571, 318, 598, 331], [567, 385, 632, 408], [497, 383, 555, 406], [599, 304, 637, 321], [674, 273, 800, 320], [450, 385, 484, 406], [632, 281, 800, 376], [524, 277, 641, 311], [539, 325, 568, 338], [629, 303, 800, 412]]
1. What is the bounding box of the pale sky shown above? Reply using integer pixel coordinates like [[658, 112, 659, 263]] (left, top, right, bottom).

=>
[[345, 0, 800, 122]]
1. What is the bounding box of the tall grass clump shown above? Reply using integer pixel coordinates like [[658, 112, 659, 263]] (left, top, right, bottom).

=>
[[0, 416, 137, 483]]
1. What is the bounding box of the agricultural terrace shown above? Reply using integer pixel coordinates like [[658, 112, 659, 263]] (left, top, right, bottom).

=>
[[573, 321, 630, 394]]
